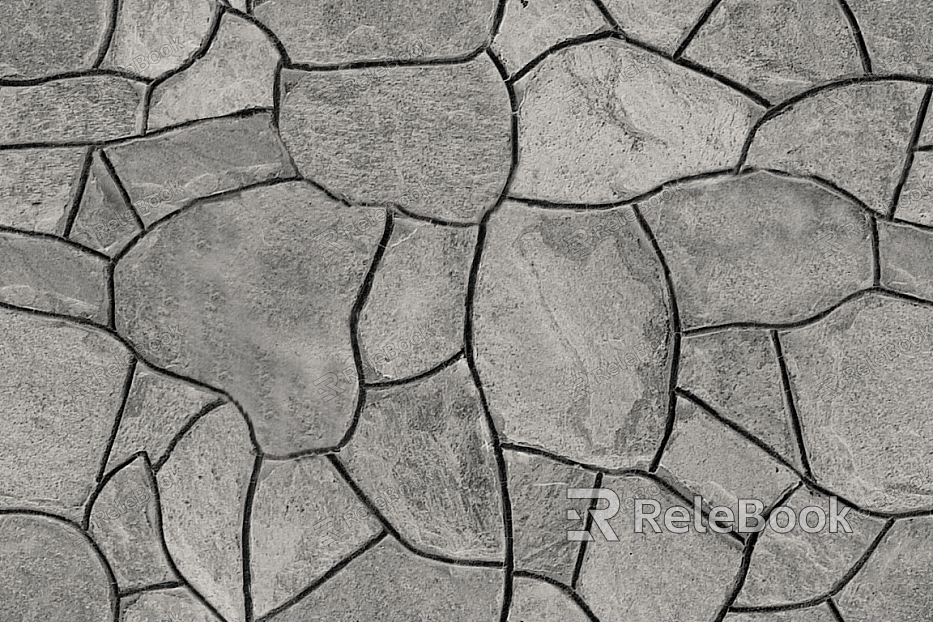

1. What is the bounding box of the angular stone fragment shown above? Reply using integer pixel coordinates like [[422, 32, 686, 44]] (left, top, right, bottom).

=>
[[678, 330, 798, 463], [836, 517, 933, 620], [0, 230, 110, 323], [744, 80, 926, 215], [725, 604, 839, 622], [0, 147, 86, 234], [249, 457, 381, 618], [342, 360, 504, 560], [114, 181, 383, 455], [847, 1, 933, 75], [266, 538, 503, 622], [254, 0, 496, 65], [101, 0, 214, 79], [475, 202, 672, 469], [0, 309, 131, 521], [0, 76, 142, 145], [490, 0, 606, 77], [121, 587, 223, 622], [0, 513, 114, 622], [577, 475, 742, 621], [504, 450, 596, 584], [780, 292, 933, 513], [279, 55, 511, 223], [509, 577, 592, 622], [358, 218, 475, 382], [891, 151, 933, 225], [147, 12, 280, 130], [601, 0, 709, 51], [683, 0, 862, 101], [104, 112, 297, 226], [158, 403, 254, 622], [88, 455, 177, 592], [641, 171, 873, 328], [738, 487, 886, 607], [69, 151, 142, 255], [511, 39, 762, 204], [878, 220, 933, 300]]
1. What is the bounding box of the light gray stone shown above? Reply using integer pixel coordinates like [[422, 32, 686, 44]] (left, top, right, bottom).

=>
[[891, 151, 933, 225], [725, 604, 839, 622], [0, 147, 86, 234], [878, 219, 933, 300], [847, 1, 933, 75], [601, 0, 709, 51], [121, 587, 222, 622], [509, 576, 592, 621], [69, 150, 142, 256]]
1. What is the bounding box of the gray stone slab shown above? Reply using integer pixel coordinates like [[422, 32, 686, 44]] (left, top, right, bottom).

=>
[[601, 0, 709, 51], [878, 219, 933, 300], [121, 587, 223, 621], [69, 150, 142, 256], [509, 576, 592, 621], [0, 147, 86, 234], [892, 151, 933, 225], [847, 1, 933, 75]]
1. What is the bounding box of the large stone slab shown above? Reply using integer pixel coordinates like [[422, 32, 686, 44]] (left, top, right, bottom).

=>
[[0, 147, 86, 234]]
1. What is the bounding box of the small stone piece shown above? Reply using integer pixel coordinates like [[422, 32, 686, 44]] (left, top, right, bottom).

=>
[[847, 1, 933, 75], [601, 0, 709, 51], [0, 230, 110, 323], [0, 76, 142, 146], [69, 151, 142, 256], [641, 171, 873, 328], [504, 450, 596, 584], [725, 604, 839, 622], [0, 147, 86, 234], [511, 38, 762, 204], [88, 456, 177, 592], [342, 359, 504, 561], [147, 11, 280, 130], [358, 217, 476, 382], [509, 576, 592, 621], [0, 513, 114, 622], [744, 80, 926, 215], [891, 151, 933, 225], [683, 0, 862, 101], [121, 587, 222, 622], [104, 112, 297, 226], [158, 403, 254, 622], [279, 55, 511, 223], [266, 538, 503, 621], [254, 0, 497, 65], [249, 457, 381, 618], [878, 220, 933, 300]]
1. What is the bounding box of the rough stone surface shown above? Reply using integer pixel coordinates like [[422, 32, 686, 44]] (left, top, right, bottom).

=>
[[358, 217, 475, 382], [0, 309, 131, 521], [641, 171, 873, 328], [147, 12, 280, 130], [892, 150, 933, 225], [157, 403, 253, 622], [0, 230, 110, 323], [253, 0, 497, 65], [475, 201, 672, 469], [0, 147, 86, 234], [781, 293, 933, 513], [279, 56, 511, 223], [114, 181, 383, 455], [509, 576, 592, 622], [104, 112, 297, 227], [683, 0, 862, 101], [69, 151, 142, 256], [249, 457, 381, 618], [121, 587, 223, 622], [342, 359, 504, 561], [847, 1, 933, 75], [601, 0, 709, 51], [878, 219, 933, 300], [511, 38, 763, 204], [0, 513, 114, 622], [504, 449, 596, 584], [744, 81, 926, 215], [725, 605, 839, 622]]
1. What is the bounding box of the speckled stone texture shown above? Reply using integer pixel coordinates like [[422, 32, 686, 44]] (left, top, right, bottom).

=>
[[0, 147, 86, 234]]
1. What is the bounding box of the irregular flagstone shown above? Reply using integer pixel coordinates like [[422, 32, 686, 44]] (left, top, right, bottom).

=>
[[104, 112, 297, 227], [121, 587, 222, 622], [781, 293, 933, 513], [114, 181, 383, 455], [0, 147, 86, 234], [682, 0, 862, 102], [69, 150, 142, 256], [0, 513, 114, 622], [279, 55, 511, 223], [490, 0, 606, 77], [0, 230, 110, 324], [88, 455, 177, 592], [836, 517, 933, 620], [105, 360, 222, 472], [358, 217, 476, 382], [157, 403, 253, 622], [601, 0, 709, 51], [147, 11, 280, 131], [678, 330, 799, 464], [504, 450, 596, 584], [641, 171, 873, 328], [249, 456, 381, 618], [577, 474, 743, 621], [744, 80, 926, 215], [474, 201, 672, 469], [891, 150, 933, 225], [847, 1, 933, 75], [0, 0, 109, 79], [511, 38, 763, 204], [253, 0, 496, 65], [737, 486, 885, 607], [0, 309, 131, 521], [509, 576, 592, 622], [342, 359, 504, 560], [877, 220, 933, 300], [0, 76, 143, 146], [725, 604, 840, 622], [101, 0, 214, 79], [266, 538, 503, 622]]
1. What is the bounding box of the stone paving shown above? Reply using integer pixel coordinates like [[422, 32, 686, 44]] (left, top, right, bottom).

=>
[[2, 0, 933, 621]]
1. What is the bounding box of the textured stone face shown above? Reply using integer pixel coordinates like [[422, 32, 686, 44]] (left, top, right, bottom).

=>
[[893, 151, 933, 225], [847, 1, 933, 75], [509, 577, 593, 622], [725, 605, 839, 622], [69, 151, 142, 256], [121, 587, 223, 622], [878, 220, 933, 300], [600, 0, 709, 51], [0, 147, 86, 234]]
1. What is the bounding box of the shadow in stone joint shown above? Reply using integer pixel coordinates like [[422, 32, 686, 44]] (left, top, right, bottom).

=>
[[672, 0, 724, 60], [512, 570, 603, 622], [570, 471, 604, 590], [770, 331, 814, 479], [888, 85, 933, 218], [363, 350, 466, 389]]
